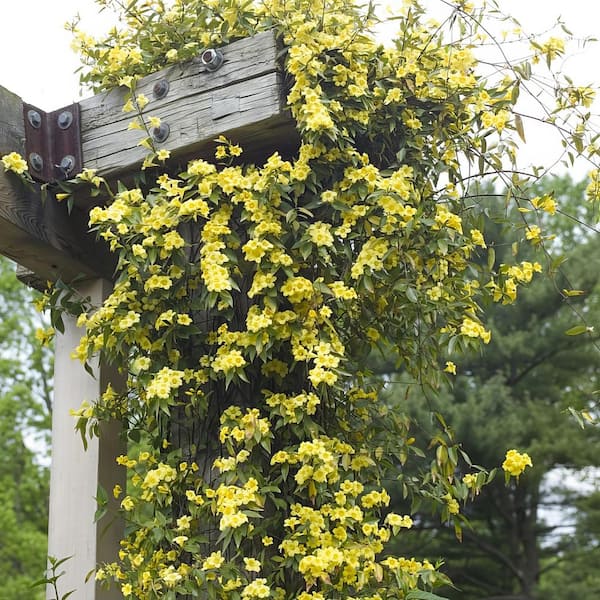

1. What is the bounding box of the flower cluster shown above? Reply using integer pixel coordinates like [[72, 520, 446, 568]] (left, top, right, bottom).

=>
[[502, 449, 533, 478], [37, 0, 595, 598]]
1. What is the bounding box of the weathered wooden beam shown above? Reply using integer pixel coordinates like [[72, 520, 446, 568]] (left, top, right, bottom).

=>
[[0, 85, 114, 283], [0, 31, 295, 283], [80, 31, 297, 178]]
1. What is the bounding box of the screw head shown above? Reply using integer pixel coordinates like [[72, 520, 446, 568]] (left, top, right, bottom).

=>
[[201, 48, 224, 72], [27, 110, 42, 129], [152, 123, 170, 144], [57, 111, 74, 130], [153, 79, 170, 100], [29, 152, 44, 172], [58, 155, 76, 176]]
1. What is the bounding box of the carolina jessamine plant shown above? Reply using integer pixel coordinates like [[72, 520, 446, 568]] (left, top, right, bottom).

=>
[[24, 0, 597, 598]]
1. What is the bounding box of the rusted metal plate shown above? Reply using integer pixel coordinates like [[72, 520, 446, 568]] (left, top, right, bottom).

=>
[[23, 102, 83, 183]]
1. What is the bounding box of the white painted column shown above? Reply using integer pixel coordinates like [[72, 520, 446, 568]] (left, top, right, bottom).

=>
[[47, 278, 124, 600]]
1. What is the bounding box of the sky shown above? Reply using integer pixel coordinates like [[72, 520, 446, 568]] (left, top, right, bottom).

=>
[[2, 0, 599, 108]]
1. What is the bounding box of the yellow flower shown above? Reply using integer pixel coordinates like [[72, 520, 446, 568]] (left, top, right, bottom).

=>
[[281, 276, 314, 303], [386, 513, 413, 528], [443, 493, 460, 515], [242, 578, 270, 599], [463, 473, 477, 488], [307, 221, 334, 247], [202, 550, 225, 570], [244, 557, 261, 572], [502, 449, 533, 477], [2, 152, 28, 175], [148, 116, 161, 128], [172, 535, 188, 546], [160, 565, 182, 587], [460, 317, 491, 344], [525, 225, 542, 243], [444, 361, 457, 375], [35, 327, 55, 347], [470, 228, 486, 248], [538, 36, 565, 62], [121, 496, 134, 511], [136, 93, 149, 109], [157, 149, 171, 161]]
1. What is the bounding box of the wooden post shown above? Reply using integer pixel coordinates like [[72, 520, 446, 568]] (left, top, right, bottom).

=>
[[47, 278, 125, 600]]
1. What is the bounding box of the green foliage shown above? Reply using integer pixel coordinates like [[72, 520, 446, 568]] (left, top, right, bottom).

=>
[[383, 177, 600, 599], [537, 489, 600, 600], [0, 257, 52, 600], [33, 556, 76, 600]]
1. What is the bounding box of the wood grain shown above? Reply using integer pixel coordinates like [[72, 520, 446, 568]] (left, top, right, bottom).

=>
[[80, 31, 296, 177], [0, 32, 297, 281], [0, 86, 114, 282]]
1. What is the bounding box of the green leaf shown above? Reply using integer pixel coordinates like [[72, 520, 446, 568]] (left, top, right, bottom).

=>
[[565, 325, 588, 336], [406, 591, 449, 600], [514, 114, 526, 143], [94, 484, 108, 522]]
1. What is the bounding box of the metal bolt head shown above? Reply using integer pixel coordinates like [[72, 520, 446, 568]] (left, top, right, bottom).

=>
[[153, 79, 170, 100], [58, 155, 76, 176], [152, 123, 170, 144], [29, 152, 44, 172], [201, 48, 224, 72], [57, 111, 74, 130], [27, 110, 42, 129]]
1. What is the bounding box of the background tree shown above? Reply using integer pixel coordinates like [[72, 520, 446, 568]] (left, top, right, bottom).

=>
[[536, 487, 600, 599], [0, 257, 53, 599], [383, 176, 600, 599]]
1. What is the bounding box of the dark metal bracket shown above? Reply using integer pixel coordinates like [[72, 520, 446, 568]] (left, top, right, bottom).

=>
[[23, 102, 83, 183]]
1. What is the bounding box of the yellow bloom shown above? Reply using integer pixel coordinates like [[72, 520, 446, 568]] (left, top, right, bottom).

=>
[[157, 149, 171, 161], [2, 152, 28, 175], [242, 578, 270, 599], [444, 361, 457, 375], [202, 550, 225, 570], [172, 535, 188, 546], [443, 493, 460, 515], [525, 225, 542, 243], [121, 496, 134, 511], [386, 513, 413, 528], [243, 557, 261, 572], [307, 221, 334, 247], [502, 449, 533, 477], [136, 93, 149, 109], [463, 473, 477, 488], [470, 228, 486, 248], [460, 317, 491, 344]]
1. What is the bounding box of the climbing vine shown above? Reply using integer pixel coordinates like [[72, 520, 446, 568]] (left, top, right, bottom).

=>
[[7, 0, 599, 598]]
